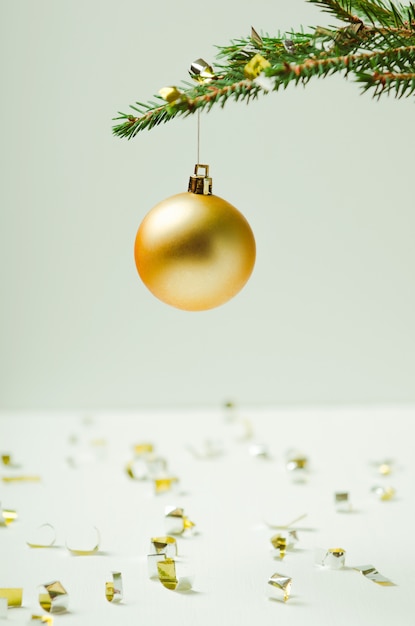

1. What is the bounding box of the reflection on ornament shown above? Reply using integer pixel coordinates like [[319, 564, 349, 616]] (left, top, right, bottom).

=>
[[134, 164, 256, 311]]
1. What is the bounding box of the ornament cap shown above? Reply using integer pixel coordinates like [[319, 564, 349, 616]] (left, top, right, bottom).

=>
[[188, 163, 212, 195]]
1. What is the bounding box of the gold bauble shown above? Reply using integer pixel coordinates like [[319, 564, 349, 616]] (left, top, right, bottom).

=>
[[134, 170, 255, 311]]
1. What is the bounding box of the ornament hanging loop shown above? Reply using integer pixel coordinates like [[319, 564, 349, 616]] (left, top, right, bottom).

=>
[[188, 163, 212, 195]]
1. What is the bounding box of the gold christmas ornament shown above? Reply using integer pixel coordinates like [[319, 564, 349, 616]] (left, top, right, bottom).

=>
[[134, 164, 256, 311]]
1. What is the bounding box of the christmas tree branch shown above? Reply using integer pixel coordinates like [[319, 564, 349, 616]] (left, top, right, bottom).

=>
[[113, 0, 415, 139]]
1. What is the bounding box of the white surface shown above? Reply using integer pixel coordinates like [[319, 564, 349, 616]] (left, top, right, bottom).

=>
[[1, 407, 414, 624], [1, 0, 415, 409]]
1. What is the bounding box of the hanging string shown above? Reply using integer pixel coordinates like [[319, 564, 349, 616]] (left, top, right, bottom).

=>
[[197, 109, 201, 165]]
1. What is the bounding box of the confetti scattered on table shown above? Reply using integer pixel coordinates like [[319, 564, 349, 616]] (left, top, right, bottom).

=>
[[150, 536, 177, 558], [267, 573, 292, 602], [105, 572, 123, 603], [321, 548, 346, 569], [38, 581, 69, 614], [354, 564, 395, 586], [165, 506, 195, 536]]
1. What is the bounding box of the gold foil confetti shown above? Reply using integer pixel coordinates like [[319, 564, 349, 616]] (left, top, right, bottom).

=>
[[133, 443, 154, 456], [190, 58, 216, 82], [251, 26, 263, 47], [126, 452, 167, 481], [26, 523, 57, 548], [244, 53, 271, 80], [148, 553, 167, 579], [354, 565, 395, 586], [158, 86, 186, 104], [150, 536, 177, 558], [378, 462, 393, 475], [29, 616, 53, 624], [154, 477, 178, 494], [270, 530, 299, 558], [372, 485, 396, 501], [1, 453, 21, 468], [335, 492, 352, 512], [165, 506, 195, 535], [39, 582, 69, 613], [66, 527, 100, 555], [0, 503, 18, 526], [157, 558, 178, 590], [156, 558, 193, 592], [267, 573, 292, 602], [322, 548, 346, 569], [0, 588, 23, 607], [286, 450, 308, 482], [2, 475, 41, 483], [105, 572, 123, 603], [372, 459, 394, 475], [270, 534, 287, 559]]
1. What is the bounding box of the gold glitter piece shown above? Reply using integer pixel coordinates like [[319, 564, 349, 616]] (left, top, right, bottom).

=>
[[105, 572, 123, 603], [157, 558, 178, 590], [244, 53, 271, 79], [29, 616, 53, 624], [270, 534, 287, 559], [159, 86, 185, 103], [286, 450, 309, 482], [267, 573, 292, 602], [27, 523, 56, 548], [1, 454, 20, 468], [150, 536, 177, 558], [154, 477, 178, 494], [190, 58, 216, 82], [38, 582, 69, 614], [354, 564, 395, 586], [335, 492, 352, 512], [379, 463, 392, 475], [322, 547, 346, 569], [165, 506, 195, 535], [372, 485, 396, 501], [126, 454, 167, 481], [251, 26, 263, 47], [0, 588, 23, 607], [66, 527, 100, 555], [133, 443, 154, 455], [0, 503, 18, 526]]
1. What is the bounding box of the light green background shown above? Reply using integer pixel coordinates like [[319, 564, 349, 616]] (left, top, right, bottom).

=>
[[1, 0, 414, 409]]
